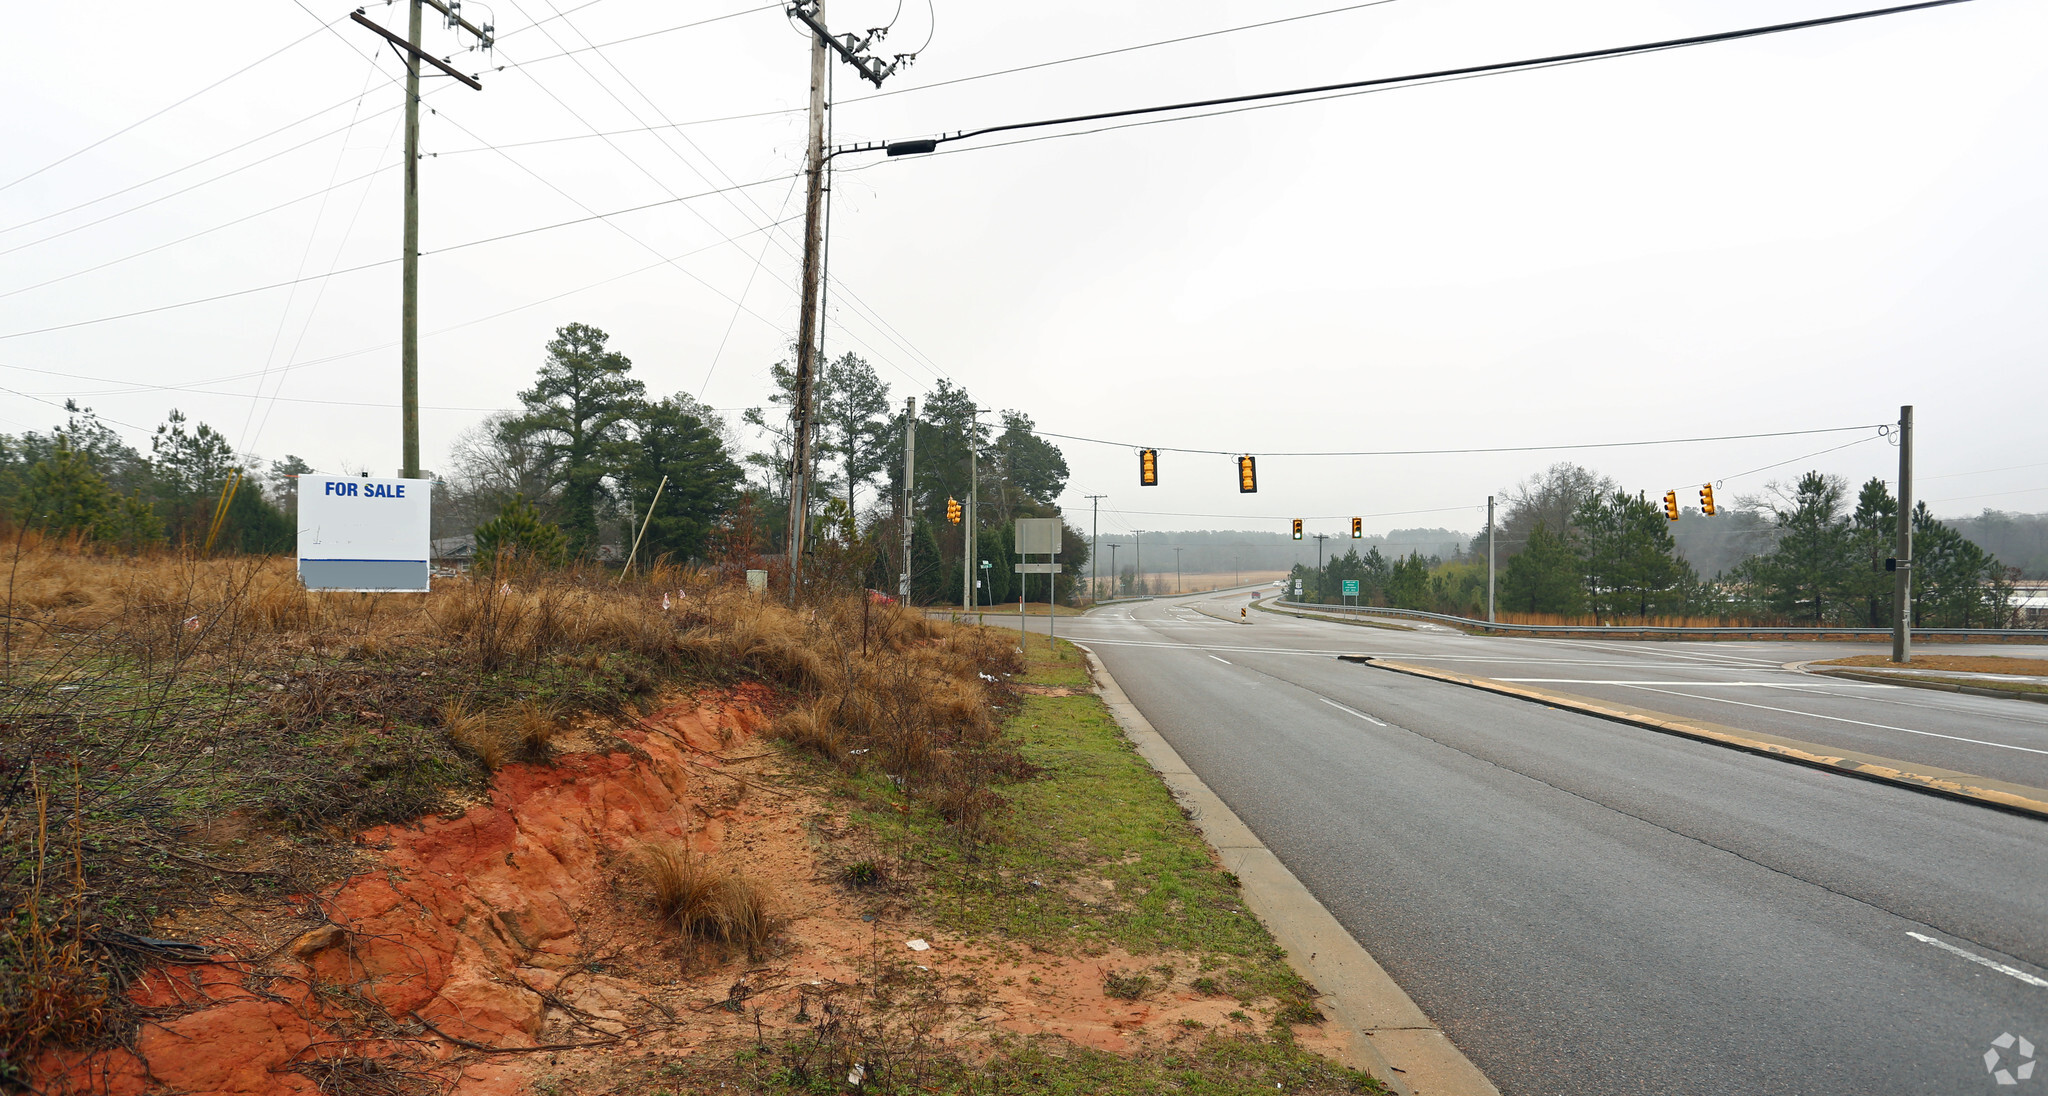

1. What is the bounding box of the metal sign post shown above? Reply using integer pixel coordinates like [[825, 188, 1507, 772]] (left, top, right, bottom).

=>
[[1015, 517, 1063, 655]]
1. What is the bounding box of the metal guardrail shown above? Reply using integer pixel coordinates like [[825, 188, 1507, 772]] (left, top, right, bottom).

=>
[[1270, 599, 2048, 639]]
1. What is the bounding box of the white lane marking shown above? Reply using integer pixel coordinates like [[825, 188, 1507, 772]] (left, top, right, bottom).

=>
[[1908, 932, 2048, 988], [1540, 639, 1786, 667], [1496, 679, 1890, 688], [1209, 655, 1232, 665], [1614, 684, 2048, 757], [1320, 698, 1387, 726]]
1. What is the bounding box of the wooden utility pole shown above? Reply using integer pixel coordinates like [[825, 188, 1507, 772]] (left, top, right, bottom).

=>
[[351, 1, 485, 479], [1487, 495, 1497, 623], [1892, 405, 1914, 663], [785, 1, 830, 601], [1084, 494, 1106, 602], [401, 0, 422, 479], [898, 396, 916, 601], [963, 440, 977, 612]]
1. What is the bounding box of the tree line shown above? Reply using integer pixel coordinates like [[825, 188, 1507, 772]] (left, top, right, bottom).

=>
[[1290, 462, 2020, 628], [1, 322, 1088, 604]]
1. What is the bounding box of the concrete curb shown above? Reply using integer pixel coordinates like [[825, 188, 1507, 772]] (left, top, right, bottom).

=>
[[1364, 658, 2048, 824], [1797, 665, 2048, 704], [1190, 602, 1251, 626], [1079, 647, 1501, 1096], [1253, 599, 1420, 632]]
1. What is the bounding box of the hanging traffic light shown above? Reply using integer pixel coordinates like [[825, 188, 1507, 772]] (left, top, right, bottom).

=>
[[1291, 518, 1303, 540], [1699, 484, 1716, 517], [1237, 455, 1257, 493], [1662, 491, 1680, 522], [1351, 517, 1362, 538], [1139, 448, 1158, 487], [946, 497, 961, 524]]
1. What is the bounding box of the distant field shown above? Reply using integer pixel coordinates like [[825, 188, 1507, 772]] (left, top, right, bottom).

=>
[[1085, 570, 1287, 599]]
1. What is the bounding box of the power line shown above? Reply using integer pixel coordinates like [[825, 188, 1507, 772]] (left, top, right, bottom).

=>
[[493, 3, 781, 67], [0, 91, 416, 245], [838, 0, 1974, 158], [0, 18, 340, 194], [0, 177, 795, 341], [1711, 434, 1884, 487], [837, 0, 1404, 110], [507, 0, 949, 386], [1028, 423, 1887, 459], [0, 217, 801, 397], [0, 162, 402, 301], [246, 68, 404, 453]]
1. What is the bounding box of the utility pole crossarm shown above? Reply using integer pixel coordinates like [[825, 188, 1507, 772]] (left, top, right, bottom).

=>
[[784, 1, 911, 87], [419, 0, 493, 47], [349, 10, 483, 89]]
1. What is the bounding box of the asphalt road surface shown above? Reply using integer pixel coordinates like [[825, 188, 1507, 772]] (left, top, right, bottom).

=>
[[1026, 590, 2048, 1096]]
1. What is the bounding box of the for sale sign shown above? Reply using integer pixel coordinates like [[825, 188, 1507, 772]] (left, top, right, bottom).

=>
[[297, 475, 432, 592]]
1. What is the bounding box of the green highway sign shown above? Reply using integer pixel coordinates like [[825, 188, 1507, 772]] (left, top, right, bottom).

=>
[[1342, 579, 1360, 596]]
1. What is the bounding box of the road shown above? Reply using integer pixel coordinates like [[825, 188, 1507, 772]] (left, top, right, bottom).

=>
[[1033, 590, 2048, 1096]]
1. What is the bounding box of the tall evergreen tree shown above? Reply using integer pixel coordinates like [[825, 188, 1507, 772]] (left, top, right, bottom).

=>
[[1500, 522, 1584, 615], [1732, 472, 1856, 623], [1573, 491, 1691, 622], [619, 397, 742, 564], [815, 352, 891, 518], [505, 323, 646, 553]]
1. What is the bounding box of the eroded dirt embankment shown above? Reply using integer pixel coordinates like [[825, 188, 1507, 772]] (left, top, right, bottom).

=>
[[35, 690, 770, 1095], [37, 686, 1300, 1096]]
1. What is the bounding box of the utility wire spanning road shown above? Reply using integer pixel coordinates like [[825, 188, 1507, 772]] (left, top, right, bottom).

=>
[[1033, 590, 2048, 1096]]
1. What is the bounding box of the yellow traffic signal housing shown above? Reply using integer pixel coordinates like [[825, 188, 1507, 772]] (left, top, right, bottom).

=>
[[946, 497, 961, 524], [1291, 518, 1303, 541], [1662, 491, 1679, 522], [1351, 517, 1362, 538], [1699, 484, 1717, 516], [1139, 448, 1159, 487], [1237, 455, 1257, 493]]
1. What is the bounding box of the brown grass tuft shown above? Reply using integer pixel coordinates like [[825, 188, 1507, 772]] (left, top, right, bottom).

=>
[[636, 843, 781, 954], [439, 699, 504, 770]]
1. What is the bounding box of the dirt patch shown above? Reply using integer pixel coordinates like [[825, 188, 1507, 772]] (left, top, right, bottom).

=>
[[30, 688, 1332, 1095], [1817, 654, 2048, 676]]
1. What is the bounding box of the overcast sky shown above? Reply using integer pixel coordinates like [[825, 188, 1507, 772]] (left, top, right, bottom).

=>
[[2, 0, 2041, 544]]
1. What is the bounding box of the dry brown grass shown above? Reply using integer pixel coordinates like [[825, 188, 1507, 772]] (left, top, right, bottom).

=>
[[0, 530, 1028, 1068], [636, 843, 782, 953], [1817, 653, 2048, 676]]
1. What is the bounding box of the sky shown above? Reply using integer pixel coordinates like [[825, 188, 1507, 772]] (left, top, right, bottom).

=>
[[2, 0, 2043, 547]]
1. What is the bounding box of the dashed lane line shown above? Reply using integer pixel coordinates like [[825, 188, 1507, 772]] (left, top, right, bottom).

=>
[[1907, 932, 2048, 989], [1320, 697, 1388, 726]]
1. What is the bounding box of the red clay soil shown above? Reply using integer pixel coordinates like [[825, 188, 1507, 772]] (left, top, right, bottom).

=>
[[33, 687, 1323, 1095], [32, 690, 772, 1095]]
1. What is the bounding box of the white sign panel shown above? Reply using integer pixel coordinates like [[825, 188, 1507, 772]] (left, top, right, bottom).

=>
[[297, 475, 432, 592], [1014, 517, 1063, 556]]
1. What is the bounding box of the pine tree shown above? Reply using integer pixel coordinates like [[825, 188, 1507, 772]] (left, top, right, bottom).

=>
[[1500, 522, 1583, 615], [475, 494, 568, 569]]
